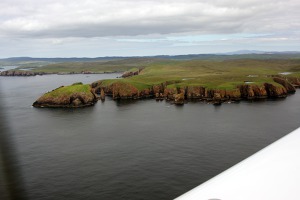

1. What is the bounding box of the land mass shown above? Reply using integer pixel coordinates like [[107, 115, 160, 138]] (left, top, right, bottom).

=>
[[30, 55, 300, 107], [2, 52, 300, 76], [33, 82, 97, 108]]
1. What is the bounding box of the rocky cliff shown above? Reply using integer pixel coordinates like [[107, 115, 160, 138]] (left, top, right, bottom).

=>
[[33, 83, 97, 108], [121, 68, 143, 78], [273, 77, 295, 93], [91, 76, 299, 105]]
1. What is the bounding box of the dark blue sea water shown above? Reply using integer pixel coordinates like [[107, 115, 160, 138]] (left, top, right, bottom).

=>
[[0, 74, 299, 200]]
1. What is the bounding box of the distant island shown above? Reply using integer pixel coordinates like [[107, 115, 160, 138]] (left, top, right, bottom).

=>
[[17, 53, 299, 107]]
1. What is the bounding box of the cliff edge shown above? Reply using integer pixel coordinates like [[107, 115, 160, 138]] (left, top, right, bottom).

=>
[[33, 82, 97, 108]]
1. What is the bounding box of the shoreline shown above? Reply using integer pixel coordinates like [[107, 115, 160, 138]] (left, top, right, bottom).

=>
[[33, 76, 300, 108], [91, 76, 299, 105], [0, 70, 123, 76]]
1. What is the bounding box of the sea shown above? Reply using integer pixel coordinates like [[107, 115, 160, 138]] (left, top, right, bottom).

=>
[[0, 73, 299, 200]]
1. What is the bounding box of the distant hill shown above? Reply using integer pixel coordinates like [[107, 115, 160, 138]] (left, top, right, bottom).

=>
[[1, 51, 300, 64], [221, 50, 300, 55], [220, 50, 266, 55]]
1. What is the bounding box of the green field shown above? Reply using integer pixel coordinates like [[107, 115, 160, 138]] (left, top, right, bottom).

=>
[[2, 55, 300, 91], [26, 55, 300, 105], [42, 83, 91, 98], [29, 58, 160, 73], [110, 59, 300, 90]]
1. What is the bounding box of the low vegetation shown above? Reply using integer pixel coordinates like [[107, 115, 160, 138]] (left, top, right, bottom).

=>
[[33, 83, 97, 108], [30, 56, 300, 106], [97, 58, 300, 90]]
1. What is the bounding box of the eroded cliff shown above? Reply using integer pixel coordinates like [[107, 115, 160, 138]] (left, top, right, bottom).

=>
[[33, 83, 97, 108], [91, 77, 299, 105]]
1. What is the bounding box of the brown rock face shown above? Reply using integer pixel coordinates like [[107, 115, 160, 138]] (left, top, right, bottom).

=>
[[33, 85, 97, 108], [264, 83, 287, 97], [174, 93, 185, 105], [139, 88, 152, 98], [111, 82, 139, 99], [155, 92, 164, 100], [91, 76, 298, 104], [152, 84, 166, 95], [121, 68, 143, 78], [225, 89, 241, 100], [239, 84, 268, 99], [212, 92, 222, 104], [71, 98, 83, 106], [100, 89, 105, 100], [164, 88, 177, 100], [286, 77, 300, 88], [273, 77, 296, 93], [186, 86, 205, 99]]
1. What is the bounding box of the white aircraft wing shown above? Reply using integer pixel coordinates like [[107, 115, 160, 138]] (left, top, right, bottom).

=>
[[175, 127, 300, 200]]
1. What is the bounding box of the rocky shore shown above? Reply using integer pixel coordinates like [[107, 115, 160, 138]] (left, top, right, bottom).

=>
[[121, 68, 143, 78], [91, 77, 299, 105], [0, 70, 48, 76], [32, 75, 300, 108], [0, 70, 120, 76], [33, 83, 98, 108]]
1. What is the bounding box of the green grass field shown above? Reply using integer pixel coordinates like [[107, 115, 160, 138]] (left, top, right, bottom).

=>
[[4, 56, 300, 91], [29, 58, 161, 73], [118, 59, 300, 90], [42, 84, 91, 98]]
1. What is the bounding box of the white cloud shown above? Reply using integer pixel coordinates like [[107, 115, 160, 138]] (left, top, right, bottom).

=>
[[0, 0, 299, 57], [0, 0, 299, 38]]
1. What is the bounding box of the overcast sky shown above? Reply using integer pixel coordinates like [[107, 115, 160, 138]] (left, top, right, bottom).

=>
[[0, 0, 299, 58]]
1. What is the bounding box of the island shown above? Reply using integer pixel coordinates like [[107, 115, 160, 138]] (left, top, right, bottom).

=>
[[30, 56, 300, 107], [32, 83, 97, 108]]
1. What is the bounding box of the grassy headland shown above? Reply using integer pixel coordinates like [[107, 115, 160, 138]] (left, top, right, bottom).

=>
[[33, 83, 97, 108], [91, 58, 300, 104], [27, 55, 300, 106], [95, 59, 300, 89]]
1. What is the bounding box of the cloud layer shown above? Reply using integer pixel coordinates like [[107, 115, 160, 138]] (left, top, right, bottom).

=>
[[1, 0, 300, 38], [0, 0, 299, 57]]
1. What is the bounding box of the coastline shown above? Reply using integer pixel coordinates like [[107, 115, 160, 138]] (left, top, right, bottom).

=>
[[0, 70, 122, 76], [91, 76, 299, 105]]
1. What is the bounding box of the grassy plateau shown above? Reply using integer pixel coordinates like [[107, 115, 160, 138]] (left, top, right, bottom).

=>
[[4, 54, 300, 106], [98, 58, 300, 91]]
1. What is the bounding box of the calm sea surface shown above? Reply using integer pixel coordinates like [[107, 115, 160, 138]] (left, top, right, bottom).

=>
[[0, 74, 299, 200]]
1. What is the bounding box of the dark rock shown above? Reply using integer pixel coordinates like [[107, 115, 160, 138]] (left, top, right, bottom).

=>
[[100, 89, 105, 101], [33, 84, 97, 108], [174, 93, 185, 105], [273, 77, 296, 93], [264, 83, 287, 98]]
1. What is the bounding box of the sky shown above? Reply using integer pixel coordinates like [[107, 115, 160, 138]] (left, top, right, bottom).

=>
[[0, 0, 299, 58]]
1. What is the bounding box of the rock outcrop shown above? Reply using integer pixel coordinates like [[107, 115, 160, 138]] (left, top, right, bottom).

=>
[[33, 83, 97, 108], [264, 83, 287, 98], [0, 70, 47, 76], [174, 92, 185, 105], [273, 77, 296, 93], [239, 84, 268, 99], [121, 68, 143, 78], [286, 77, 300, 88], [91, 76, 299, 105], [272, 75, 300, 88]]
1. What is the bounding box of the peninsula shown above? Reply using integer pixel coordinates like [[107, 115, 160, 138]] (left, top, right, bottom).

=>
[[26, 55, 300, 107]]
